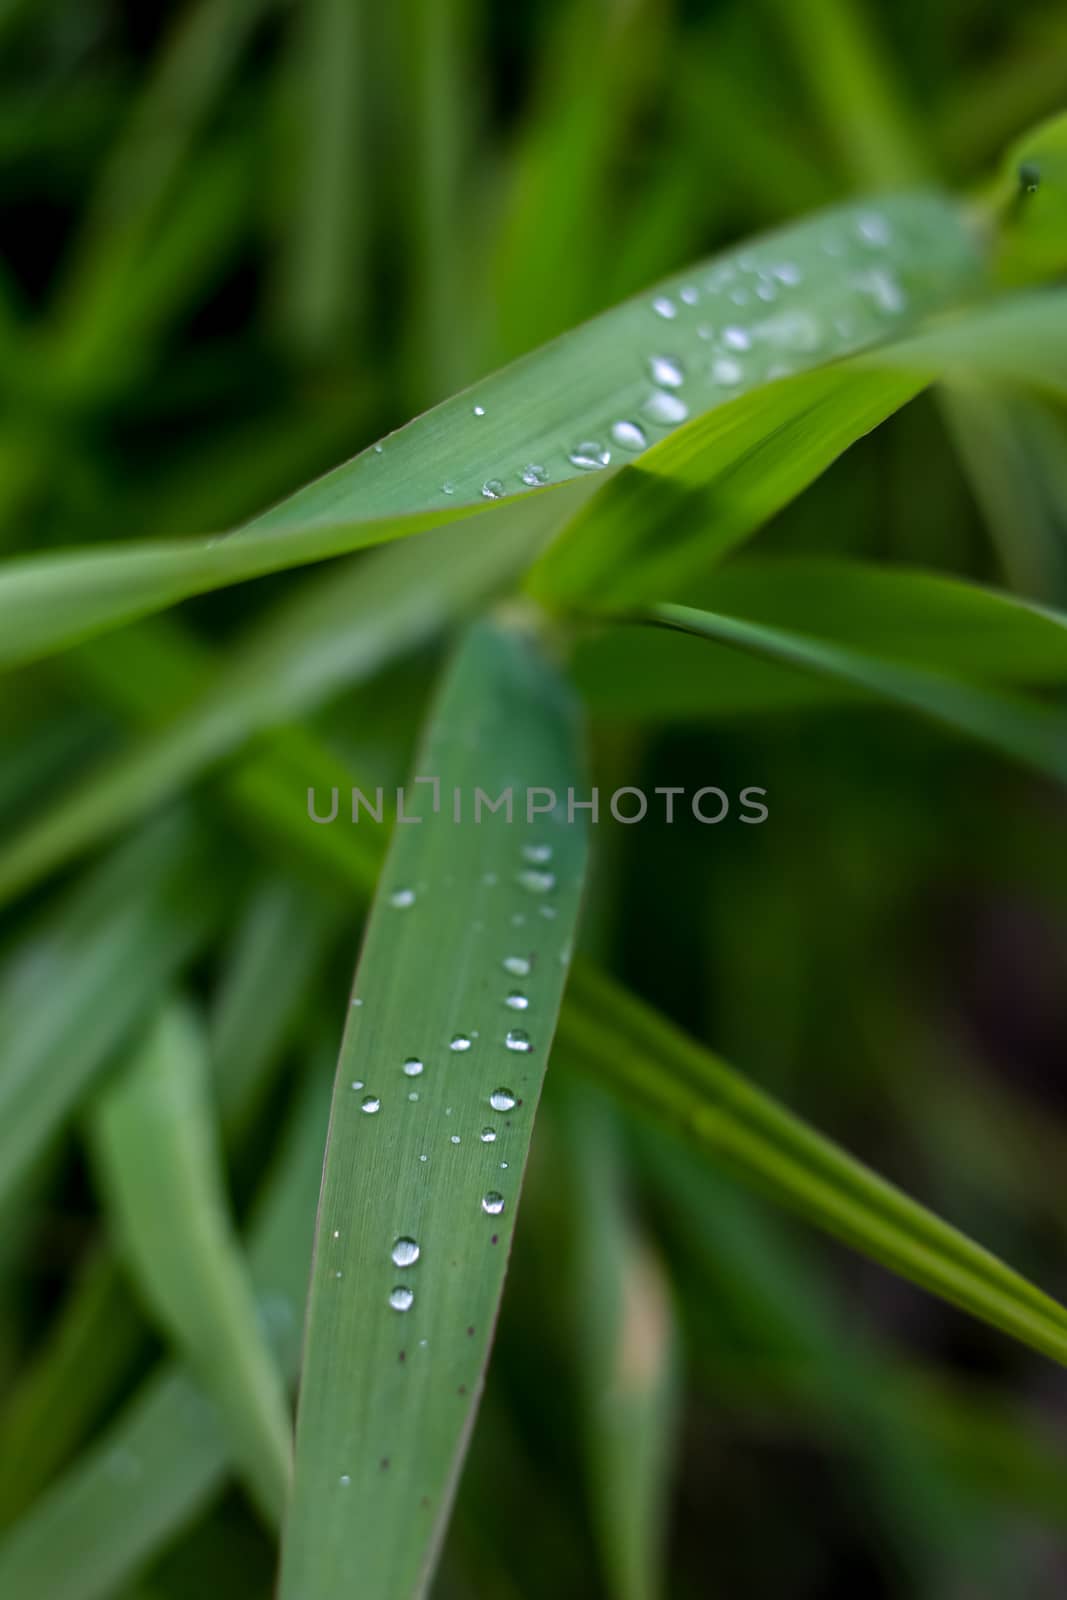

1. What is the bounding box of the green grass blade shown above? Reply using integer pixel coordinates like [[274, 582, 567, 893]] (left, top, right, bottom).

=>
[[565, 1087, 680, 1600], [0, 1051, 333, 1600], [90, 1002, 293, 1526], [560, 964, 1067, 1369], [0, 814, 220, 1212], [572, 557, 1067, 719], [528, 289, 1067, 609], [0, 1251, 143, 1524], [0, 504, 543, 907], [209, 877, 340, 1142], [279, 617, 589, 1600], [651, 599, 1067, 783], [0, 189, 982, 667]]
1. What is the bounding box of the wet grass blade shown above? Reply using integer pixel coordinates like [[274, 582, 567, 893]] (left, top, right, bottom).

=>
[[0, 1051, 334, 1600], [91, 1002, 294, 1525], [561, 964, 1067, 1369], [527, 290, 1067, 610], [0, 189, 984, 667], [279, 617, 589, 1600], [650, 600, 1067, 783]]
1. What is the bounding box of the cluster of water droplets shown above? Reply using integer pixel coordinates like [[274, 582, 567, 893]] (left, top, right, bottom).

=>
[[440, 204, 911, 505]]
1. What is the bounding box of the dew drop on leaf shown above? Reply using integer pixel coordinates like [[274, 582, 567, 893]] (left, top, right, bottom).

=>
[[641, 389, 688, 425], [648, 355, 684, 387], [505, 1029, 532, 1053], [490, 1088, 516, 1111], [361, 1095, 381, 1114], [568, 441, 610, 470], [391, 1237, 420, 1268], [389, 1286, 414, 1312], [611, 419, 647, 452], [481, 1192, 505, 1216]]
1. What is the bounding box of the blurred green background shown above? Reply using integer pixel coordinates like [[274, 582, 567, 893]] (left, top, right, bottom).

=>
[[2, 0, 1067, 1595]]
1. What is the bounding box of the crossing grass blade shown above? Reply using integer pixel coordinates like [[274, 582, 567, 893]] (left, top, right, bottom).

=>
[[649, 600, 1067, 783], [279, 617, 589, 1600], [571, 557, 1067, 720], [0, 188, 986, 668], [0, 1048, 334, 1600], [560, 964, 1067, 1370], [90, 1002, 294, 1526]]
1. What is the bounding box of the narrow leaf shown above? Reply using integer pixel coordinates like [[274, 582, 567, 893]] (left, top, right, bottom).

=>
[[279, 618, 589, 1600], [0, 190, 982, 666], [650, 599, 1067, 783], [91, 1003, 293, 1525], [561, 964, 1067, 1369]]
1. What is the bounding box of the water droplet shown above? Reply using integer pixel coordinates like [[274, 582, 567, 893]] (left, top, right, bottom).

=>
[[522, 842, 552, 864], [505, 1029, 532, 1053], [482, 1192, 506, 1216], [390, 888, 416, 909], [408, 1091, 419, 1102], [611, 419, 647, 452], [351, 996, 363, 1007], [392, 1237, 420, 1268], [473, 404, 486, 416], [651, 295, 677, 319], [450, 1034, 472, 1053], [389, 1286, 414, 1312], [335, 1270, 343, 1278], [711, 358, 743, 386], [722, 326, 751, 351], [648, 354, 684, 388], [373, 444, 384, 455], [505, 991, 529, 1011], [517, 867, 555, 894], [332, 1229, 340, 1239], [490, 1088, 516, 1112], [450, 1134, 461, 1144], [852, 267, 906, 314], [340, 1474, 351, 1487], [729, 287, 750, 306], [521, 463, 548, 486], [755, 282, 778, 302], [403, 1057, 424, 1077], [481, 1127, 497, 1143], [680, 285, 699, 305], [856, 211, 890, 247], [568, 441, 610, 470], [482, 478, 506, 500], [361, 1095, 381, 1114], [503, 955, 531, 977], [774, 261, 803, 284], [351, 1079, 365, 1090], [441, 481, 455, 495], [641, 389, 688, 425], [419, 1153, 428, 1162]]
